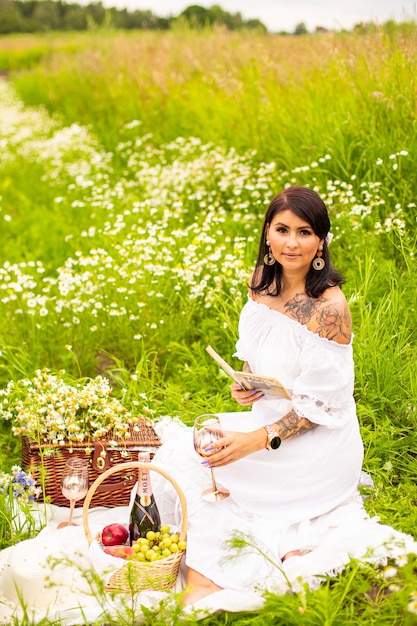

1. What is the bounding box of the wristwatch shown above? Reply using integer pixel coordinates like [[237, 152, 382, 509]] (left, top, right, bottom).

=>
[[264, 424, 282, 451]]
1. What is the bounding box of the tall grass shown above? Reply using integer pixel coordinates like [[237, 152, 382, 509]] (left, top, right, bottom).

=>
[[7, 27, 417, 173], [0, 32, 94, 71], [0, 23, 416, 624]]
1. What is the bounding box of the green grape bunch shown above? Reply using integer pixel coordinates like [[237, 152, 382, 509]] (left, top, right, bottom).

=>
[[128, 525, 187, 562]]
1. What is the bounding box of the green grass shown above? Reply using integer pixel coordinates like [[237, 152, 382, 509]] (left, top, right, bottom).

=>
[[0, 32, 102, 71], [5, 27, 417, 171], [0, 22, 416, 624]]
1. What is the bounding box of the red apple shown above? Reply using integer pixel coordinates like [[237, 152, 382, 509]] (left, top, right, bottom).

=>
[[101, 523, 129, 546], [103, 544, 134, 559]]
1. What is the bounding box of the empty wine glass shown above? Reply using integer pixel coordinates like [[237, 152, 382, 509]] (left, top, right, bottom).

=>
[[58, 457, 89, 528], [193, 414, 230, 502]]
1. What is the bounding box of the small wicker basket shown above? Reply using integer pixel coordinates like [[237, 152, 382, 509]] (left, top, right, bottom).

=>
[[83, 461, 187, 593]]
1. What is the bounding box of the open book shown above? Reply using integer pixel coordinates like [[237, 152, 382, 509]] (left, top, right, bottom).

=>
[[206, 345, 292, 400]]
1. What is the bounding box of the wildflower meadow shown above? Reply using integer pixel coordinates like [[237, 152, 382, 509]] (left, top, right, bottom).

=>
[[0, 23, 416, 625]]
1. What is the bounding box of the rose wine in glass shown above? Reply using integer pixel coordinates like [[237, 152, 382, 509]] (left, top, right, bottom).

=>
[[59, 457, 89, 528], [193, 414, 230, 502]]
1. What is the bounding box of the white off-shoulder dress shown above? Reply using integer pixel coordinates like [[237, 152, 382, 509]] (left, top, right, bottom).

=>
[[151, 297, 417, 592]]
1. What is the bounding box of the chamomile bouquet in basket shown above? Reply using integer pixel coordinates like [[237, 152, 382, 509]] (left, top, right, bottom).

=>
[[0, 369, 161, 507]]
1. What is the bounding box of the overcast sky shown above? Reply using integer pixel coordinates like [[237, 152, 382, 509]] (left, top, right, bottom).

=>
[[99, 0, 415, 32]]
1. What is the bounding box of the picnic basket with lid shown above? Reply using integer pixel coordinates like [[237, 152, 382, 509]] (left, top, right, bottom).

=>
[[83, 461, 188, 593], [22, 421, 162, 507]]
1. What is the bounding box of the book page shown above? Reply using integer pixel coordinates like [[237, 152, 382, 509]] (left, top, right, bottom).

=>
[[206, 346, 291, 399], [234, 372, 291, 400]]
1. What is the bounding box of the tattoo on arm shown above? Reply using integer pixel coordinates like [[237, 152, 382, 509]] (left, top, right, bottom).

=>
[[315, 302, 351, 341], [274, 409, 318, 440]]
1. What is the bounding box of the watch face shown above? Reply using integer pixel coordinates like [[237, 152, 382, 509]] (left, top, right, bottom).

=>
[[270, 436, 281, 450]]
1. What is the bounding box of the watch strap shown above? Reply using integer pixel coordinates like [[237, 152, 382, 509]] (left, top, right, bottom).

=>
[[264, 424, 281, 450]]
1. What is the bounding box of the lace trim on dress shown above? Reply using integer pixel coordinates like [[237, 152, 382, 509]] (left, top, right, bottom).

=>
[[293, 393, 348, 427]]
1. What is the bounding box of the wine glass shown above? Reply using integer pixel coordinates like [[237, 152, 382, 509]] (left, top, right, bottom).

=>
[[193, 414, 230, 502], [58, 457, 89, 528]]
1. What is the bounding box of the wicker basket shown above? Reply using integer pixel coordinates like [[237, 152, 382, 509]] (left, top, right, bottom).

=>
[[83, 461, 188, 593], [22, 421, 161, 508]]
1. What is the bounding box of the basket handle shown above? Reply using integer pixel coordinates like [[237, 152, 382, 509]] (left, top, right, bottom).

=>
[[82, 461, 188, 545]]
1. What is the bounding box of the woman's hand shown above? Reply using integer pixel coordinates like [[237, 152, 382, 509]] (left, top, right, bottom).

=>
[[201, 429, 266, 467], [230, 382, 264, 406]]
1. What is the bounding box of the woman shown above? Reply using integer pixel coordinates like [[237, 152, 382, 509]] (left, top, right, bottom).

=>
[[151, 186, 416, 605]]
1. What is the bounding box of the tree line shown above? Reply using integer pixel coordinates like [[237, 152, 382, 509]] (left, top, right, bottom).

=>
[[0, 1, 268, 34]]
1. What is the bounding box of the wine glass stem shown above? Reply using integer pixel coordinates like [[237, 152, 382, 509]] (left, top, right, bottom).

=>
[[69, 499, 76, 526], [210, 468, 218, 494]]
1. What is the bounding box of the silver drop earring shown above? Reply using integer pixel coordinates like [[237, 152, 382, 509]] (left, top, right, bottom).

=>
[[264, 240, 276, 266], [312, 245, 325, 270]]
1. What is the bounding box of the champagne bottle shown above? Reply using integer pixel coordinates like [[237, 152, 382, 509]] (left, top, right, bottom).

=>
[[129, 452, 161, 545]]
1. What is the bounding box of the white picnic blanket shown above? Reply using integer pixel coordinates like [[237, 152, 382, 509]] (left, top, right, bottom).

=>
[[0, 500, 265, 624]]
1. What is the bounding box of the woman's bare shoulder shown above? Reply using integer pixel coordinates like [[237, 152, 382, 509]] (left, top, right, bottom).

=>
[[307, 287, 352, 345]]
